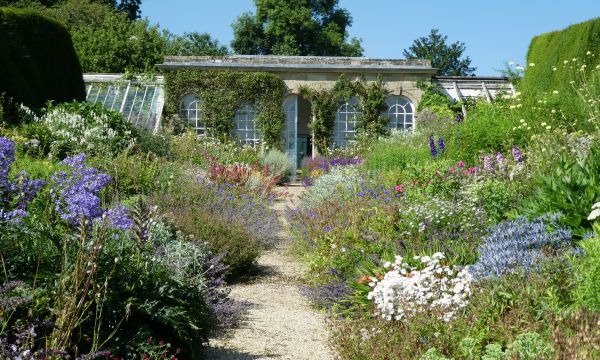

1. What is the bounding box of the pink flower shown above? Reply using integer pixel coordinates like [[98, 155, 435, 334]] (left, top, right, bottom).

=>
[[457, 161, 466, 168], [395, 185, 405, 193], [468, 166, 476, 174], [449, 167, 456, 174], [462, 170, 469, 175]]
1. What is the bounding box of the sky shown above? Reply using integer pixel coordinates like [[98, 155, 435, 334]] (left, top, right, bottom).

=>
[[140, 0, 599, 75]]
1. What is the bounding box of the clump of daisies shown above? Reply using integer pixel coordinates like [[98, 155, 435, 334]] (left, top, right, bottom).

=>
[[367, 252, 474, 322]]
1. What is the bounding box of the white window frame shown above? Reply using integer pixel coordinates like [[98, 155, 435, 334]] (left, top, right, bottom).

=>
[[233, 103, 261, 146], [384, 96, 414, 131], [333, 97, 360, 148], [180, 93, 205, 134]]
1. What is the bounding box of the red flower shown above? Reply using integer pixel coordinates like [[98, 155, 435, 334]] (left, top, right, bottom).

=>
[[395, 184, 405, 193], [457, 161, 466, 168]]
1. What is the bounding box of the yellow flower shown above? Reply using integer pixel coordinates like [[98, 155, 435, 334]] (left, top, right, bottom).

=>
[[529, 63, 535, 67]]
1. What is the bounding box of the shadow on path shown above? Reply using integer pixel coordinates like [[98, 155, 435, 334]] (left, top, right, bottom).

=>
[[204, 346, 282, 360]]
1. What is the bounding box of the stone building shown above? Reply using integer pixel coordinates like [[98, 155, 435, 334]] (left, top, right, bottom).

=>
[[84, 55, 514, 166]]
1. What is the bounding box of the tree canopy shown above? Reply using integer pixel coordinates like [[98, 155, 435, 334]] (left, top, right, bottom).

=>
[[3, 0, 229, 73], [0, 0, 141, 18], [231, 0, 363, 56], [166, 32, 229, 57], [403, 29, 476, 76]]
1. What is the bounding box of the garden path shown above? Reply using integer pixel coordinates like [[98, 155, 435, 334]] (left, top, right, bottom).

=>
[[203, 185, 334, 360]]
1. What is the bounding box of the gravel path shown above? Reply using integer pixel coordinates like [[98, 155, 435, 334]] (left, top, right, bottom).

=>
[[203, 185, 334, 360]]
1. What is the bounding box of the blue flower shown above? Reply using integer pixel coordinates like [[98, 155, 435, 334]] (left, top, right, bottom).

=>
[[429, 134, 437, 158]]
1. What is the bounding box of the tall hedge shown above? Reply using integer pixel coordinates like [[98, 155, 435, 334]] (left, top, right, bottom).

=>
[[522, 17, 600, 121], [0, 7, 85, 110]]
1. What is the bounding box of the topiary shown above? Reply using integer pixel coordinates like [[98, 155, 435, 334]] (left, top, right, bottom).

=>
[[0, 8, 85, 111]]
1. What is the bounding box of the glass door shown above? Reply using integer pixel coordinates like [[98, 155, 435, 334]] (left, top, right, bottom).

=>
[[283, 96, 298, 178]]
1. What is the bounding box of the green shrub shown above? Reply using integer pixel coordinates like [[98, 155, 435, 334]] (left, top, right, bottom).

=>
[[260, 149, 292, 181], [572, 236, 600, 311], [448, 101, 520, 163], [364, 131, 432, 171], [0, 7, 85, 110]]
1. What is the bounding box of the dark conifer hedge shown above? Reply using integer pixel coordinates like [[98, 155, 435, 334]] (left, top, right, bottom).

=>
[[523, 17, 600, 121], [0, 7, 85, 111]]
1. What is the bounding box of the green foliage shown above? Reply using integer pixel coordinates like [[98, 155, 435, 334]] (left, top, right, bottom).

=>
[[164, 70, 286, 149], [151, 178, 262, 277], [448, 101, 521, 163], [520, 145, 600, 231], [300, 86, 338, 153], [507, 332, 553, 360], [419, 348, 451, 360], [572, 236, 600, 311], [165, 31, 229, 56], [231, 0, 363, 56], [417, 81, 462, 119], [301, 76, 390, 153], [0, 7, 85, 109], [2, 0, 142, 19], [363, 131, 431, 171], [348, 77, 389, 137], [45, 0, 165, 73], [523, 17, 600, 122], [404, 29, 476, 76]]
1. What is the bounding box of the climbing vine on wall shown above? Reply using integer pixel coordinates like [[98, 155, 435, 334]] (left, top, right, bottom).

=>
[[300, 75, 389, 153], [164, 70, 286, 149]]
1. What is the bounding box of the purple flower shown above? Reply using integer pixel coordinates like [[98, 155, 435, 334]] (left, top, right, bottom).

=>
[[0, 137, 16, 206], [103, 206, 134, 231], [0, 137, 44, 221], [51, 153, 112, 226], [512, 146, 524, 162], [437, 137, 445, 155], [483, 155, 494, 172], [429, 134, 437, 158], [456, 114, 463, 124], [496, 152, 505, 170]]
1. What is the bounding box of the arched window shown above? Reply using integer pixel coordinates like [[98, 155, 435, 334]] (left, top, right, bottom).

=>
[[180, 93, 205, 134], [333, 97, 360, 148], [384, 96, 414, 131], [233, 103, 260, 146]]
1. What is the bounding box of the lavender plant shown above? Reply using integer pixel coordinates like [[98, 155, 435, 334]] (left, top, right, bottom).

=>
[[469, 214, 572, 279]]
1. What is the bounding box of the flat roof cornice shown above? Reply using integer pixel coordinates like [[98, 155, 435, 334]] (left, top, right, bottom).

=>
[[157, 55, 437, 74]]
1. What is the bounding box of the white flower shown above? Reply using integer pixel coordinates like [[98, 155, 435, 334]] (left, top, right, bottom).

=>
[[588, 203, 600, 220]]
